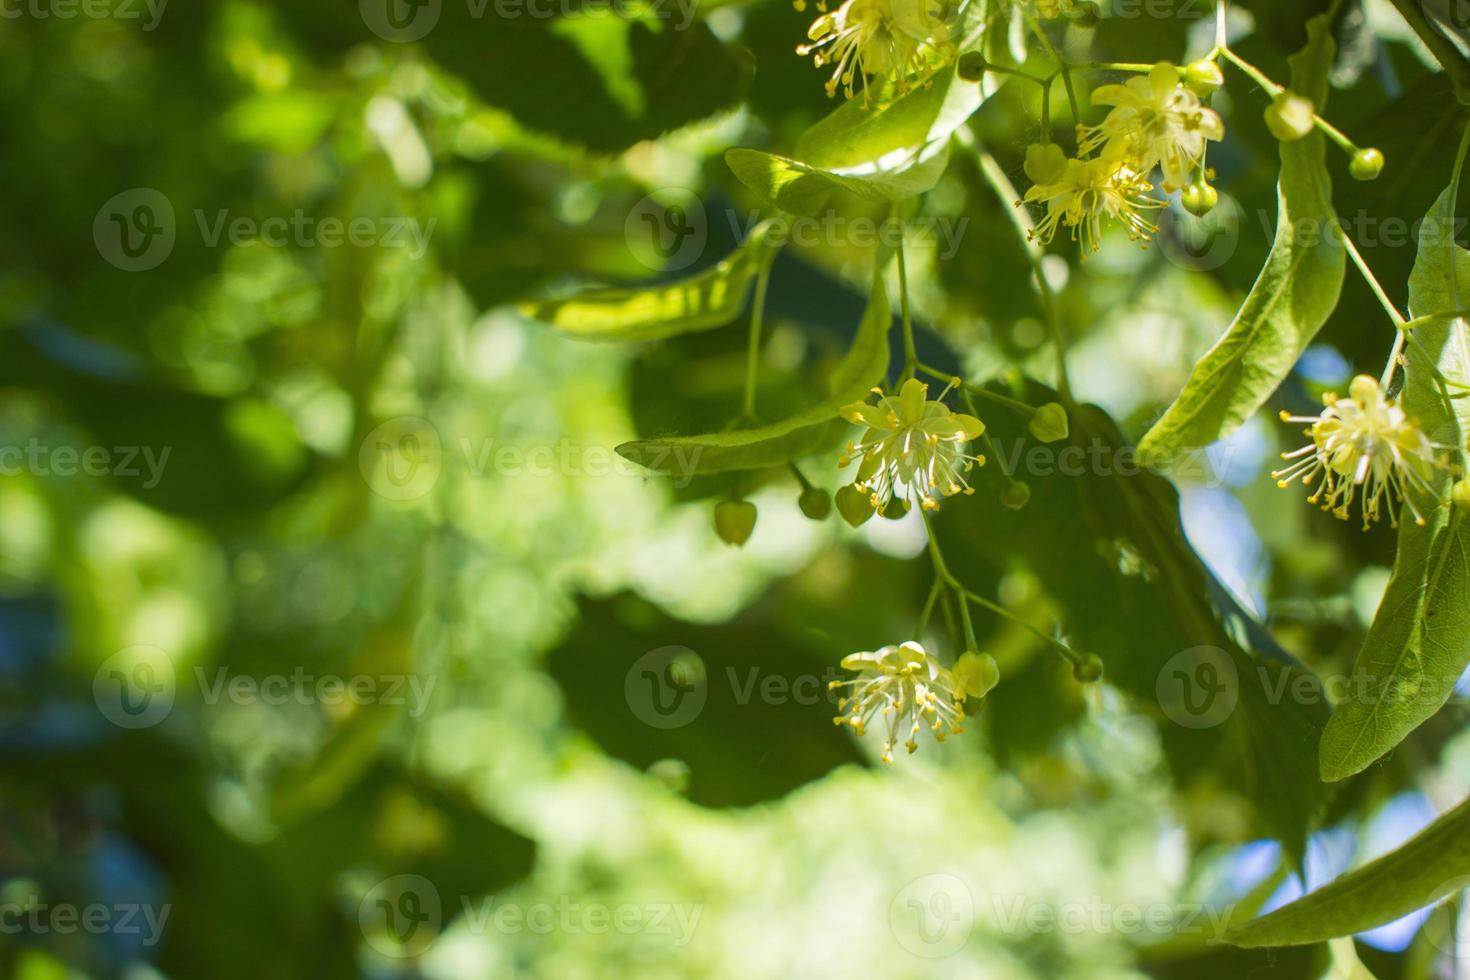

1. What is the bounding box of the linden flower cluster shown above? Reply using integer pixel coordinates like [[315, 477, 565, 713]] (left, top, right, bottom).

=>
[[1022, 145, 1160, 257], [1272, 375, 1444, 529], [795, 0, 952, 103], [1023, 62, 1224, 257], [1081, 63, 1225, 192], [839, 377, 986, 512], [830, 642, 998, 763]]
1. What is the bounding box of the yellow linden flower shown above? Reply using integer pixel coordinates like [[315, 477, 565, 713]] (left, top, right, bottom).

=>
[[1082, 62, 1225, 192], [1272, 374, 1444, 529], [1022, 150, 1161, 256], [839, 377, 985, 512], [797, 0, 951, 104], [829, 642, 995, 763]]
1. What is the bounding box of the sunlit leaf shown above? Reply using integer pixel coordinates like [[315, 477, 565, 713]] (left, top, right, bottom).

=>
[[521, 221, 779, 341], [1228, 795, 1470, 947], [727, 61, 982, 215], [725, 144, 952, 217], [616, 268, 892, 474]]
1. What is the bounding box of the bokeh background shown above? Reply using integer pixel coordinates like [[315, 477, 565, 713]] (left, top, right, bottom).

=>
[[4, 0, 1470, 977]]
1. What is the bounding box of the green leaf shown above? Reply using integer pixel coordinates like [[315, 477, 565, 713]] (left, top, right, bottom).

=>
[[726, 61, 982, 215], [1228, 795, 1470, 947], [1137, 14, 1345, 464], [616, 270, 892, 474], [793, 61, 981, 170], [521, 221, 778, 341], [547, 592, 865, 806], [941, 388, 1329, 856], [1319, 184, 1470, 781], [725, 144, 952, 217]]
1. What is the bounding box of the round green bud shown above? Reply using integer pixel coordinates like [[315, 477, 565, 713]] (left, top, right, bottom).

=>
[[798, 486, 831, 521], [1028, 402, 1070, 444], [834, 484, 875, 528], [1350, 147, 1384, 182], [1073, 653, 1104, 683], [1184, 58, 1224, 95], [1024, 142, 1069, 185], [1264, 92, 1315, 142], [957, 52, 987, 83], [879, 497, 909, 521], [714, 499, 757, 546], [1180, 179, 1219, 218], [954, 651, 1000, 699], [1000, 482, 1031, 510], [1454, 478, 1470, 515]]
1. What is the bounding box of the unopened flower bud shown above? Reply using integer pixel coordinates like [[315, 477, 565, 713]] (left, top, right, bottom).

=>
[[1029, 402, 1069, 443], [1024, 142, 1069, 185], [1265, 92, 1315, 142], [1454, 478, 1470, 515], [879, 497, 909, 521], [1181, 179, 1219, 217], [1184, 58, 1224, 95], [799, 486, 832, 520], [1073, 653, 1104, 683], [1001, 482, 1031, 510], [1350, 147, 1384, 182], [835, 483, 875, 527], [957, 52, 987, 83], [714, 499, 757, 546], [954, 651, 1000, 699]]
